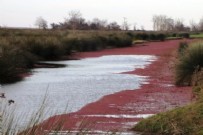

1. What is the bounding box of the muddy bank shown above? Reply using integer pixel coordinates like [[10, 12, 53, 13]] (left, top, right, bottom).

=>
[[41, 39, 193, 133]]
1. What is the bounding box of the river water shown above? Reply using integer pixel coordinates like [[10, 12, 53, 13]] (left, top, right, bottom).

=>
[[0, 55, 156, 130]]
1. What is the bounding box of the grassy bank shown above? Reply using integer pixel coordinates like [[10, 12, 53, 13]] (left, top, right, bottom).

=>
[[0, 28, 192, 84], [0, 29, 133, 84], [133, 41, 203, 135], [133, 84, 203, 135], [190, 33, 203, 39], [0, 28, 178, 84]]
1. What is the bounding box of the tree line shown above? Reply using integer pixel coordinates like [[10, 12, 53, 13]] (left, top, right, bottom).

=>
[[35, 11, 203, 32], [36, 11, 123, 31], [152, 15, 203, 32]]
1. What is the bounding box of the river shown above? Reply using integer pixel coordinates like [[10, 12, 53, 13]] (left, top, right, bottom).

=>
[[0, 55, 156, 131]]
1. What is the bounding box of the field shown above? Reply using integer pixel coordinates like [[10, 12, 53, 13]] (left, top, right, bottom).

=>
[[190, 33, 203, 38]]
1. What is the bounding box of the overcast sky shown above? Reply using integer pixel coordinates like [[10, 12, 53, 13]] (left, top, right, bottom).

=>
[[0, 0, 203, 30]]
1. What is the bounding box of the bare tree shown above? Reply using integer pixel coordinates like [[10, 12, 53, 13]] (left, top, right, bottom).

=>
[[174, 19, 185, 31], [35, 17, 48, 29], [141, 25, 145, 31], [152, 15, 174, 31], [107, 22, 121, 30], [152, 15, 190, 32], [50, 23, 57, 29], [91, 18, 107, 30], [199, 17, 203, 31], [65, 10, 86, 30], [133, 23, 137, 31], [190, 20, 199, 32], [122, 17, 130, 31]]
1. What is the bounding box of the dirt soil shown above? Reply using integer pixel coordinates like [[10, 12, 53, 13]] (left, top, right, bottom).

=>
[[41, 40, 193, 134]]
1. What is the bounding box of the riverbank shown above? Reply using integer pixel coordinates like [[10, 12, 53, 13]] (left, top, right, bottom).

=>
[[40, 39, 193, 134]]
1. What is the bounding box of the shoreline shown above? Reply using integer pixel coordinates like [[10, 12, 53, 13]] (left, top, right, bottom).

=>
[[41, 39, 193, 133]]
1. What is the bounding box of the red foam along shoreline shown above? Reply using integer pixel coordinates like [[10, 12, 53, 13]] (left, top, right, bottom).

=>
[[41, 40, 193, 133]]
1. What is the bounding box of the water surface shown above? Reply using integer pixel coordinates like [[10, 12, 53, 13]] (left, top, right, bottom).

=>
[[0, 55, 156, 128]]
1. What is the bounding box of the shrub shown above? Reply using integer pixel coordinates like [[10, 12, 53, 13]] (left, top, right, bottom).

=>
[[62, 37, 104, 52], [80, 37, 103, 51], [156, 33, 166, 41], [178, 42, 189, 56], [172, 33, 177, 37], [175, 41, 203, 85], [178, 33, 190, 38], [25, 37, 65, 60], [134, 33, 166, 41], [0, 44, 35, 83], [149, 33, 156, 40], [62, 37, 80, 52], [107, 34, 132, 48], [135, 33, 149, 40], [126, 32, 134, 38]]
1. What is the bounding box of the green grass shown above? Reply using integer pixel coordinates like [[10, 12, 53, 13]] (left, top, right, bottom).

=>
[[166, 37, 182, 40], [133, 99, 203, 135], [133, 83, 203, 135], [190, 33, 203, 38]]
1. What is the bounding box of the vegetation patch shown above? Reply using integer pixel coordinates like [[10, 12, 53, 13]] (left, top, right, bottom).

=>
[[175, 41, 203, 86], [0, 28, 192, 84], [0, 29, 136, 84], [133, 41, 203, 135], [190, 33, 203, 39], [133, 95, 203, 135]]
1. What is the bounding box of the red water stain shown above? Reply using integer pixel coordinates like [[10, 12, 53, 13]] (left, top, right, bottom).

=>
[[40, 39, 193, 133]]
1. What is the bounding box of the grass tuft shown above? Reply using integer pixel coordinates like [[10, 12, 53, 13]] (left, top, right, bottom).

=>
[[175, 41, 203, 86]]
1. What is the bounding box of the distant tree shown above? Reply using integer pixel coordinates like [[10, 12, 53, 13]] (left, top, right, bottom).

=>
[[152, 15, 190, 32], [65, 10, 86, 30], [107, 22, 121, 30], [122, 17, 130, 30], [141, 25, 145, 31], [199, 17, 203, 31], [50, 23, 59, 30], [152, 15, 174, 31], [133, 23, 137, 31], [35, 17, 48, 29], [174, 19, 185, 31], [190, 20, 199, 32], [90, 18, 107, 30], [49, 10, 124, 31]]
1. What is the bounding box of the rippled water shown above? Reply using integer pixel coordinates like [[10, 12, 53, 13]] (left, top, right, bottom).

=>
[[0, 55, 156, 128]]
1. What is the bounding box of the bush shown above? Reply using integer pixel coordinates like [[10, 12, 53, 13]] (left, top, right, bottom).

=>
[[25, 37, 65, 60], [149, 33, 156, 40], [80, 37, 103, 51], [0, 43, 35, 83], [135, 33, 149, 40], [106, 34, 132, 48], [62, 37, 104, 52], [175, 41, 203, 85], [178, 42, 189, 56], [134, 33, 166, 41], [178, 33, 190, 38], [172, 33, 177, 37], [156, 33, 166, 41]]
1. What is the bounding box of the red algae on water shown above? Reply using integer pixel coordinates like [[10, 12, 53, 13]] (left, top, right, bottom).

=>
[[41, 40, 193, 133]]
